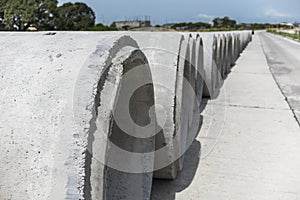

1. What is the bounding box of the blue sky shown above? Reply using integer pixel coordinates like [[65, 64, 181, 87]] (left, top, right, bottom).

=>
[[59, 0, 300, 25]]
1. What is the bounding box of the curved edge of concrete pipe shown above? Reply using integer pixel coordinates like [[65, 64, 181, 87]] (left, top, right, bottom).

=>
[[129, 33, 189, 180], [200, 33, 218, 98], [101, 48, 155, 200], [185, 34, 197, 135], [72, 35, 155, 200], [193, 34, 204, 111]]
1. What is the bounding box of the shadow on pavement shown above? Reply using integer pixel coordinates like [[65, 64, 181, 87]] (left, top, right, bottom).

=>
[[150, 139, 201, 200]]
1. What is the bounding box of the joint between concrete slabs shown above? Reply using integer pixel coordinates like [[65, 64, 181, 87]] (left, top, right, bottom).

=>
[[225, 103, 292, 111]]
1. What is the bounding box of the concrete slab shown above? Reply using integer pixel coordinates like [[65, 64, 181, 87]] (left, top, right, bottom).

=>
[[176, 106, 300, 200], [231, 35, 270, 74], [260, 31, 300, 125]]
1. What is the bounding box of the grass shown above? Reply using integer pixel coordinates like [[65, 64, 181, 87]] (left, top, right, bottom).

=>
[[267, 29, 300, 42], [198, 27, 239, 32]]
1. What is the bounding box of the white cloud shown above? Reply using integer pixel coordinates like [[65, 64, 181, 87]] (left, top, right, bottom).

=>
[[264, 8, 291, 18], [196, 13, 215, 20]]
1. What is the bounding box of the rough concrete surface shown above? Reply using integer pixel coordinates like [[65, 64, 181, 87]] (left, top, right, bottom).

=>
[[0, 32, 152, 200], [129, 32, 188, 179], [0, 32, 115, 200], [199, 33, 218, 97], [0, 31, 252, 200]]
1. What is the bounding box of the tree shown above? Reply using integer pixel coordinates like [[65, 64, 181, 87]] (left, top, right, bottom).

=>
[[0, 0, 7, 21], [56, 2, 95, 31], [170, 21, 211, 30], [213, 16, 236, 28], [0, 0, 6, 19], [84, 23, 118, 31], [2, 0, 25, 30], [0, 1, 95, 31], [1, 0, 58, 31], [0, 1, 5, 29], [35, 0, 58, 30]]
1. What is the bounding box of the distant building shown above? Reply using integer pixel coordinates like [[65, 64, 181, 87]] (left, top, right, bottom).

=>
[[113, 20, 151, 30]]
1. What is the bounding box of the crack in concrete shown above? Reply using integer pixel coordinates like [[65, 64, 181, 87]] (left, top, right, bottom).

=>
[[231, 71, 270, 75], [225, 103, 291, 111], [201, 101, 290, 111]]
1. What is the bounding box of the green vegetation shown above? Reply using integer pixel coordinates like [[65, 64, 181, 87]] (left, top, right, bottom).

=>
[[267, 29, 300, 41], [0, 0, 58, 30], [55, 2, 95, 31], [84, 23, 118, 31], [237, 23, 277, 30], [0, 0, 98, 31], [170, 22, 211, 31], [199, 28, 237, 32], [213, 16, 236, 28], [163, 16, 285, 32]]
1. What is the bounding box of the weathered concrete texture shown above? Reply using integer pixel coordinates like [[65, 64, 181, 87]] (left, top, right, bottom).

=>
[[199, 32, 218, 97], [128, 32, 188, 179], [89, 48, 156, 200], [0, 30, 252, 200], [0, 32, 155, 200], [186, 34, 198, 144], [194, 35, 204, 109], [0, 32, 115, 200], [225, 33, 233, 73], [233, 33, 241, 62], [215, 33, 224, 87], [221, 34, 229, 78], [199, 31, 252, 98], [151, 33, 300, 200]]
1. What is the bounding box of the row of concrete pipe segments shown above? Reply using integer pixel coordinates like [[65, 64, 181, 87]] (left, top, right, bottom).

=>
[[0, 30, 252, 200]]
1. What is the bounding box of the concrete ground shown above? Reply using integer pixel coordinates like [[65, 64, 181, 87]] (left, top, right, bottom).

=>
[[260, 32, 300, 124], [151, 32, 300, 199]]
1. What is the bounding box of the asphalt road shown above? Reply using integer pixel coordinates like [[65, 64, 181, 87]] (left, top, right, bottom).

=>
[[260, 31, 300, 125], [151, 32, 300, 200]]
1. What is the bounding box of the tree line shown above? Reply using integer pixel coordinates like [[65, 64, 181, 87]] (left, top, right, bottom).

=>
[[0, 0, 96, 31], [165, 16, 286, 31]]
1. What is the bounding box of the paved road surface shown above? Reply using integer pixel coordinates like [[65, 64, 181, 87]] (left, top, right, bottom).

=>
[[260, 32, 300, 124], [151, 32, 300, 200]]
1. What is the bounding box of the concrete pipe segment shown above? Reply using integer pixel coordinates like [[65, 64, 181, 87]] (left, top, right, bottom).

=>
[[128, 32, 200, 180], [0, 32, 157, 200], [221, 34, 229, 79], [234, 32, 242, 61], [0, 30, 251, 200], [185, 34, 198, 144], [190, 33, 205, 110], [225, 32, 234, 73], [216, 33, 225, 86], [199, 32, 218, 98]]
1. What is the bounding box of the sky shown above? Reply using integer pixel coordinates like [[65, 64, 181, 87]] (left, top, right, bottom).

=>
[[59, 0, 300, 25]]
